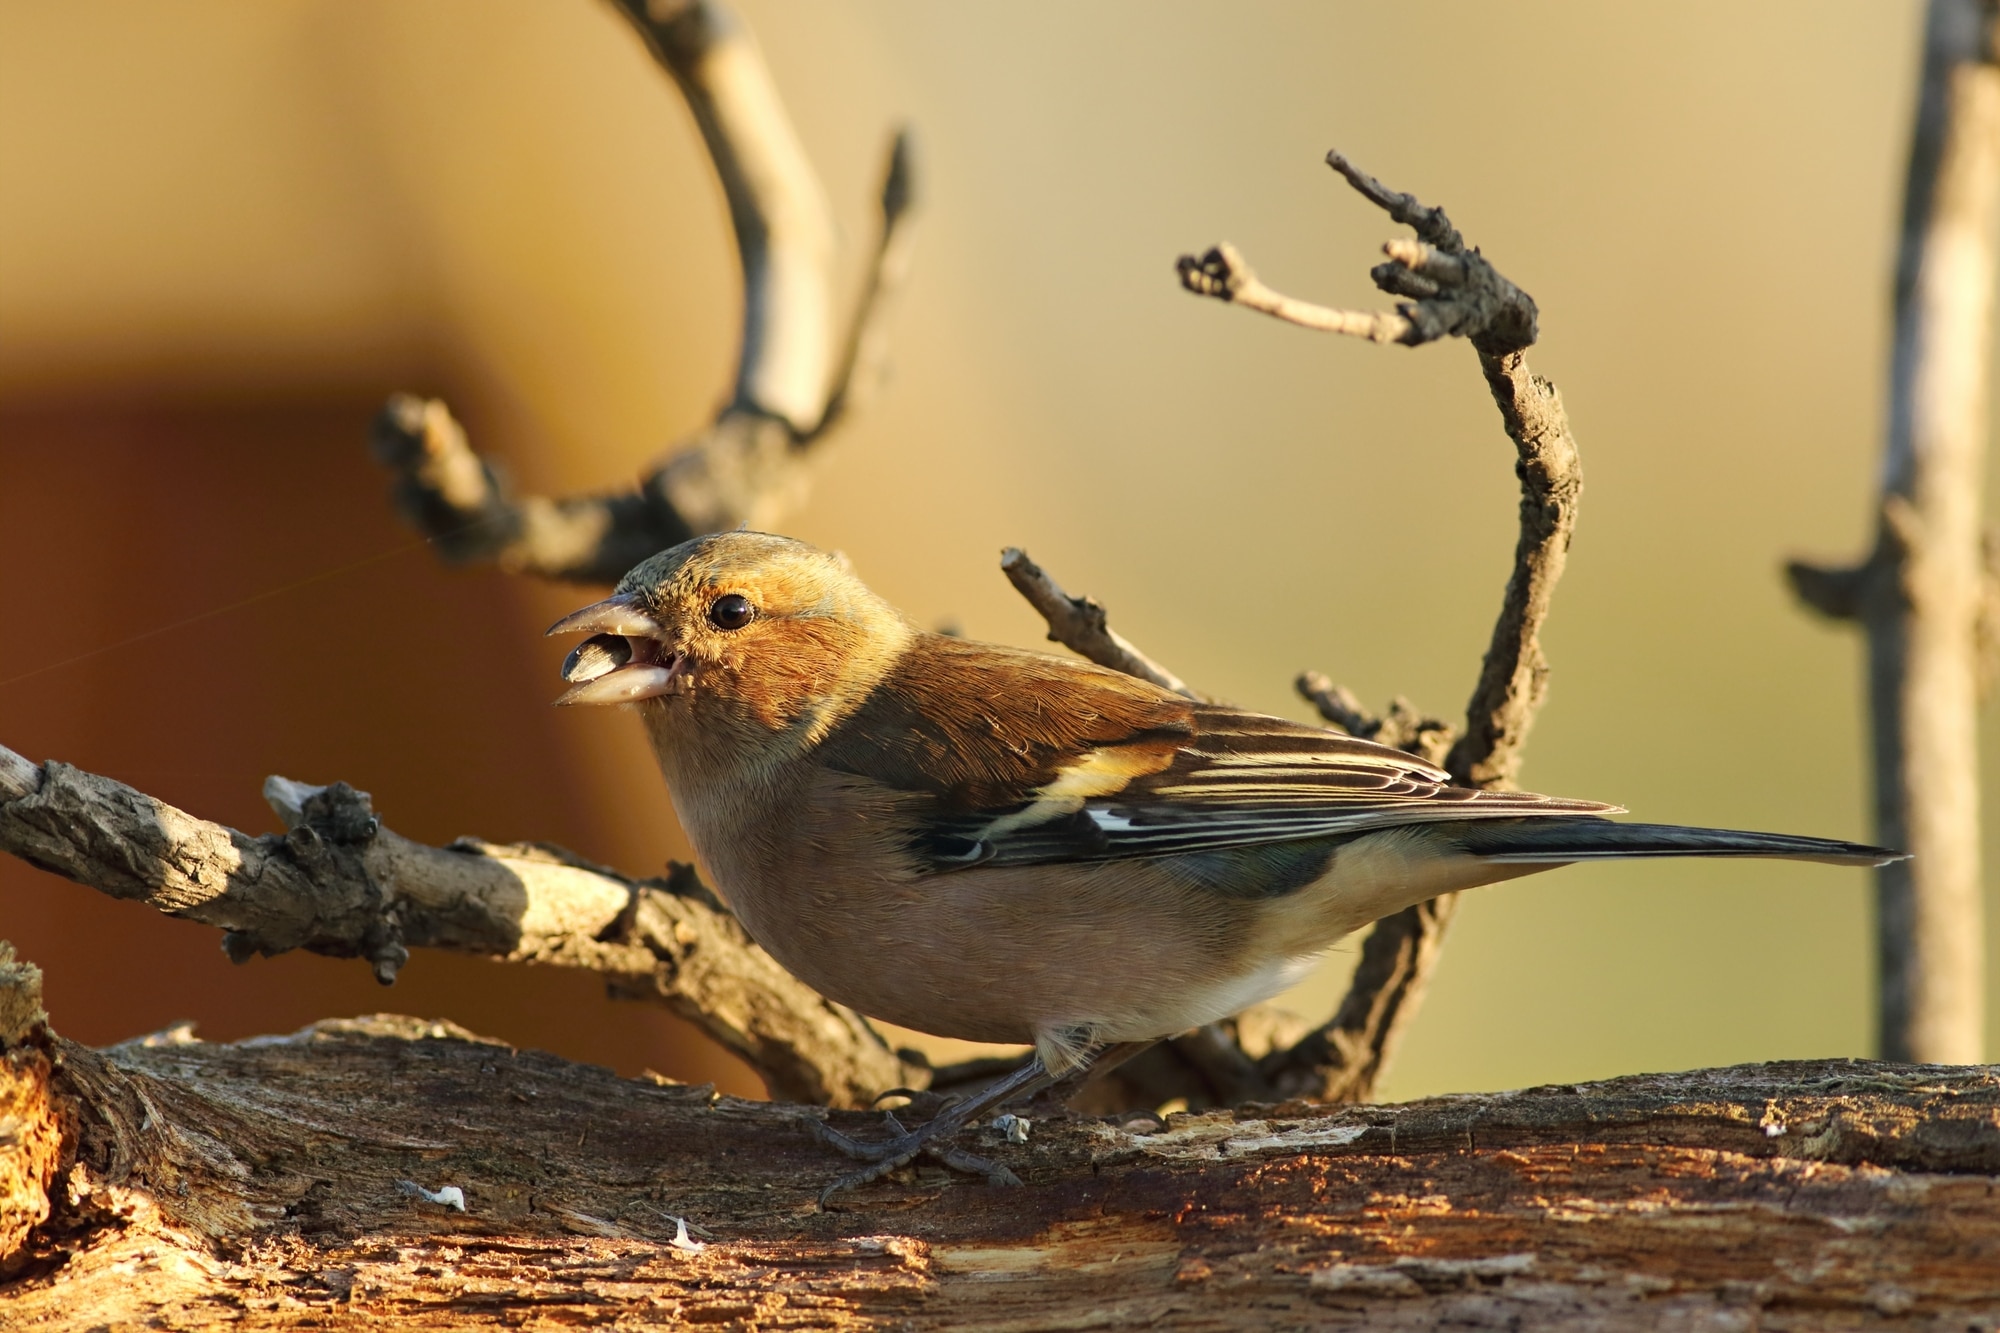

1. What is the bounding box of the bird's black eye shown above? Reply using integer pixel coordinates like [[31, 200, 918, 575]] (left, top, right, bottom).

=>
[[708, 593, 756, 631]]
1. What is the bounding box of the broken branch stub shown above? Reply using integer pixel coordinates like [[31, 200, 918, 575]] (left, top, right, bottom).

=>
[[998, 547, 1196, 699]]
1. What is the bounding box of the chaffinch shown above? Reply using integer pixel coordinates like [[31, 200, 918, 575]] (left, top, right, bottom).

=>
[[549, 531, 1896, 1194]]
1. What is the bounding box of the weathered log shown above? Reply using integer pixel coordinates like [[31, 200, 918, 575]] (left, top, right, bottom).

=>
[[5, 972, 1998, 1328]]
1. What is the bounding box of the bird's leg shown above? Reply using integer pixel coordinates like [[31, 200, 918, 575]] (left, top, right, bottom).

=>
[[804, 1055, 1053, 1200], [803, 1041, 1159, 1203]]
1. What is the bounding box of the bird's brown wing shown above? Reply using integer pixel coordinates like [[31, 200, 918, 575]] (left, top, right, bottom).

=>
[[814, 635, 1195, 813], [815, 635, 1618, 870]]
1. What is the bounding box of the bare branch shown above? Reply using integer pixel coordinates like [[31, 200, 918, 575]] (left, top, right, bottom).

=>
[[1176, 241, 1415, 343], [998, 548, 1196, 699], [1447, 346, 1580, 790], [1786, 556, 1869, 620], [1180, 152, 1580, 1103], [1323, 149, 1465, 250], [811, 128, 918, 443], [370, 0, 917, 583], [1176, 154, 1537, 357], [619, 0, 833, 430], [1782, 0, 2000, 1064], [0, 741, 914, 1108], [1294, 670, 1376, 734]]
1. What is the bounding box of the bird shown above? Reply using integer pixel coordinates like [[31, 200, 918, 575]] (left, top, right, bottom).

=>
[[546, 530, 1899, 1198]]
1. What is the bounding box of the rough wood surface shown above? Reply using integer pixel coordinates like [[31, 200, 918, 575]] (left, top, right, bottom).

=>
[[5, 1003, 1999, 1329]]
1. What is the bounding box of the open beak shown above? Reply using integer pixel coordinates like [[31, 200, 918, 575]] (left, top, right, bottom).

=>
[[545, 593, 685, 707]]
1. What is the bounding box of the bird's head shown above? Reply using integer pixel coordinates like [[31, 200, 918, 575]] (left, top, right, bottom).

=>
[[546, 531, 914, 742]]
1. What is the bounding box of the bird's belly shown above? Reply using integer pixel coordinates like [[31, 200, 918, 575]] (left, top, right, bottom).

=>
[[1092, 950, 1324, 1044], [711, 822, 1538, 1051], [719, 853, 1306, 1049]]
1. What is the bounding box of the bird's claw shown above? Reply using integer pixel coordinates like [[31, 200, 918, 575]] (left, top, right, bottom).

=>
[[800, 1109, 1020, 1204]]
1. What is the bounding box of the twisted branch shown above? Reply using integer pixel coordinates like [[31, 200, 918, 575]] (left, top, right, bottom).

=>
[[371, 0, 917, 582], [1180, 150, 1581, 1103]]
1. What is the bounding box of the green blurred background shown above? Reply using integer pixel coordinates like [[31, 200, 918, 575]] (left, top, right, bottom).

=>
[[0, 0, 1983, 1100]]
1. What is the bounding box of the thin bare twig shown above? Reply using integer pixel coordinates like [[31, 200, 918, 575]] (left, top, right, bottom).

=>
[[0, 742, 915, 1108], [1295, 671, 1455, 770], [1177, 154, 1537, 357], [370, 0, 917, 583], [814, 129, 917, 441], [998, 548, 1196, 699], [1175, 241, 1417, 343], [1785, 0, 2000, 1063], [1181, 151, 1580, 1103]]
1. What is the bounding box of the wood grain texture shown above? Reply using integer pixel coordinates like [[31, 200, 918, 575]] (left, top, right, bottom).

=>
[[6, 1014, 1998, 1329]]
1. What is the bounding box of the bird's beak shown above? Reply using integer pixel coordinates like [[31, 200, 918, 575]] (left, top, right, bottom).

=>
[[545, 593, 685, 707], [545, 594, 662, 639]]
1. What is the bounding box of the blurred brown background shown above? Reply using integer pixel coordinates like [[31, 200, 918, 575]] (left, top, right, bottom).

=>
[[1, 1, 1984, 1100]]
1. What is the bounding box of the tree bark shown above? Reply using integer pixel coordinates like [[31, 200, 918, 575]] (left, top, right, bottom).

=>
[[5, 972, 1998, 1328]]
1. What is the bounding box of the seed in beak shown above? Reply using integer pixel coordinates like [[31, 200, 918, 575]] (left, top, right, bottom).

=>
[[562, 634, 632, 684]]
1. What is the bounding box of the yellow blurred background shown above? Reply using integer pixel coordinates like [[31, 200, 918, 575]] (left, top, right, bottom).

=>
[[1, 0, 1982, 1101]]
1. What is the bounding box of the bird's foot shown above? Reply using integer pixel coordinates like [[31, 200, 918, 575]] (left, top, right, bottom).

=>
[[801, 1108, 1020, 1204]]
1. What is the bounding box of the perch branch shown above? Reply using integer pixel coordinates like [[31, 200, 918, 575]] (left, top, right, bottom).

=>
[[998, 547, 1196, 698], [370, 0, 917, 583], [1181, 151, 1580, 1104], [0, 741, 914, 1108], [1783, 0, 1999, 1064], [7, 983, 2000, 1327]]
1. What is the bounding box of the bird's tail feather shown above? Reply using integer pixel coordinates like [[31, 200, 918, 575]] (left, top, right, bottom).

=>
[[1450, 819, 1900, 868]]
